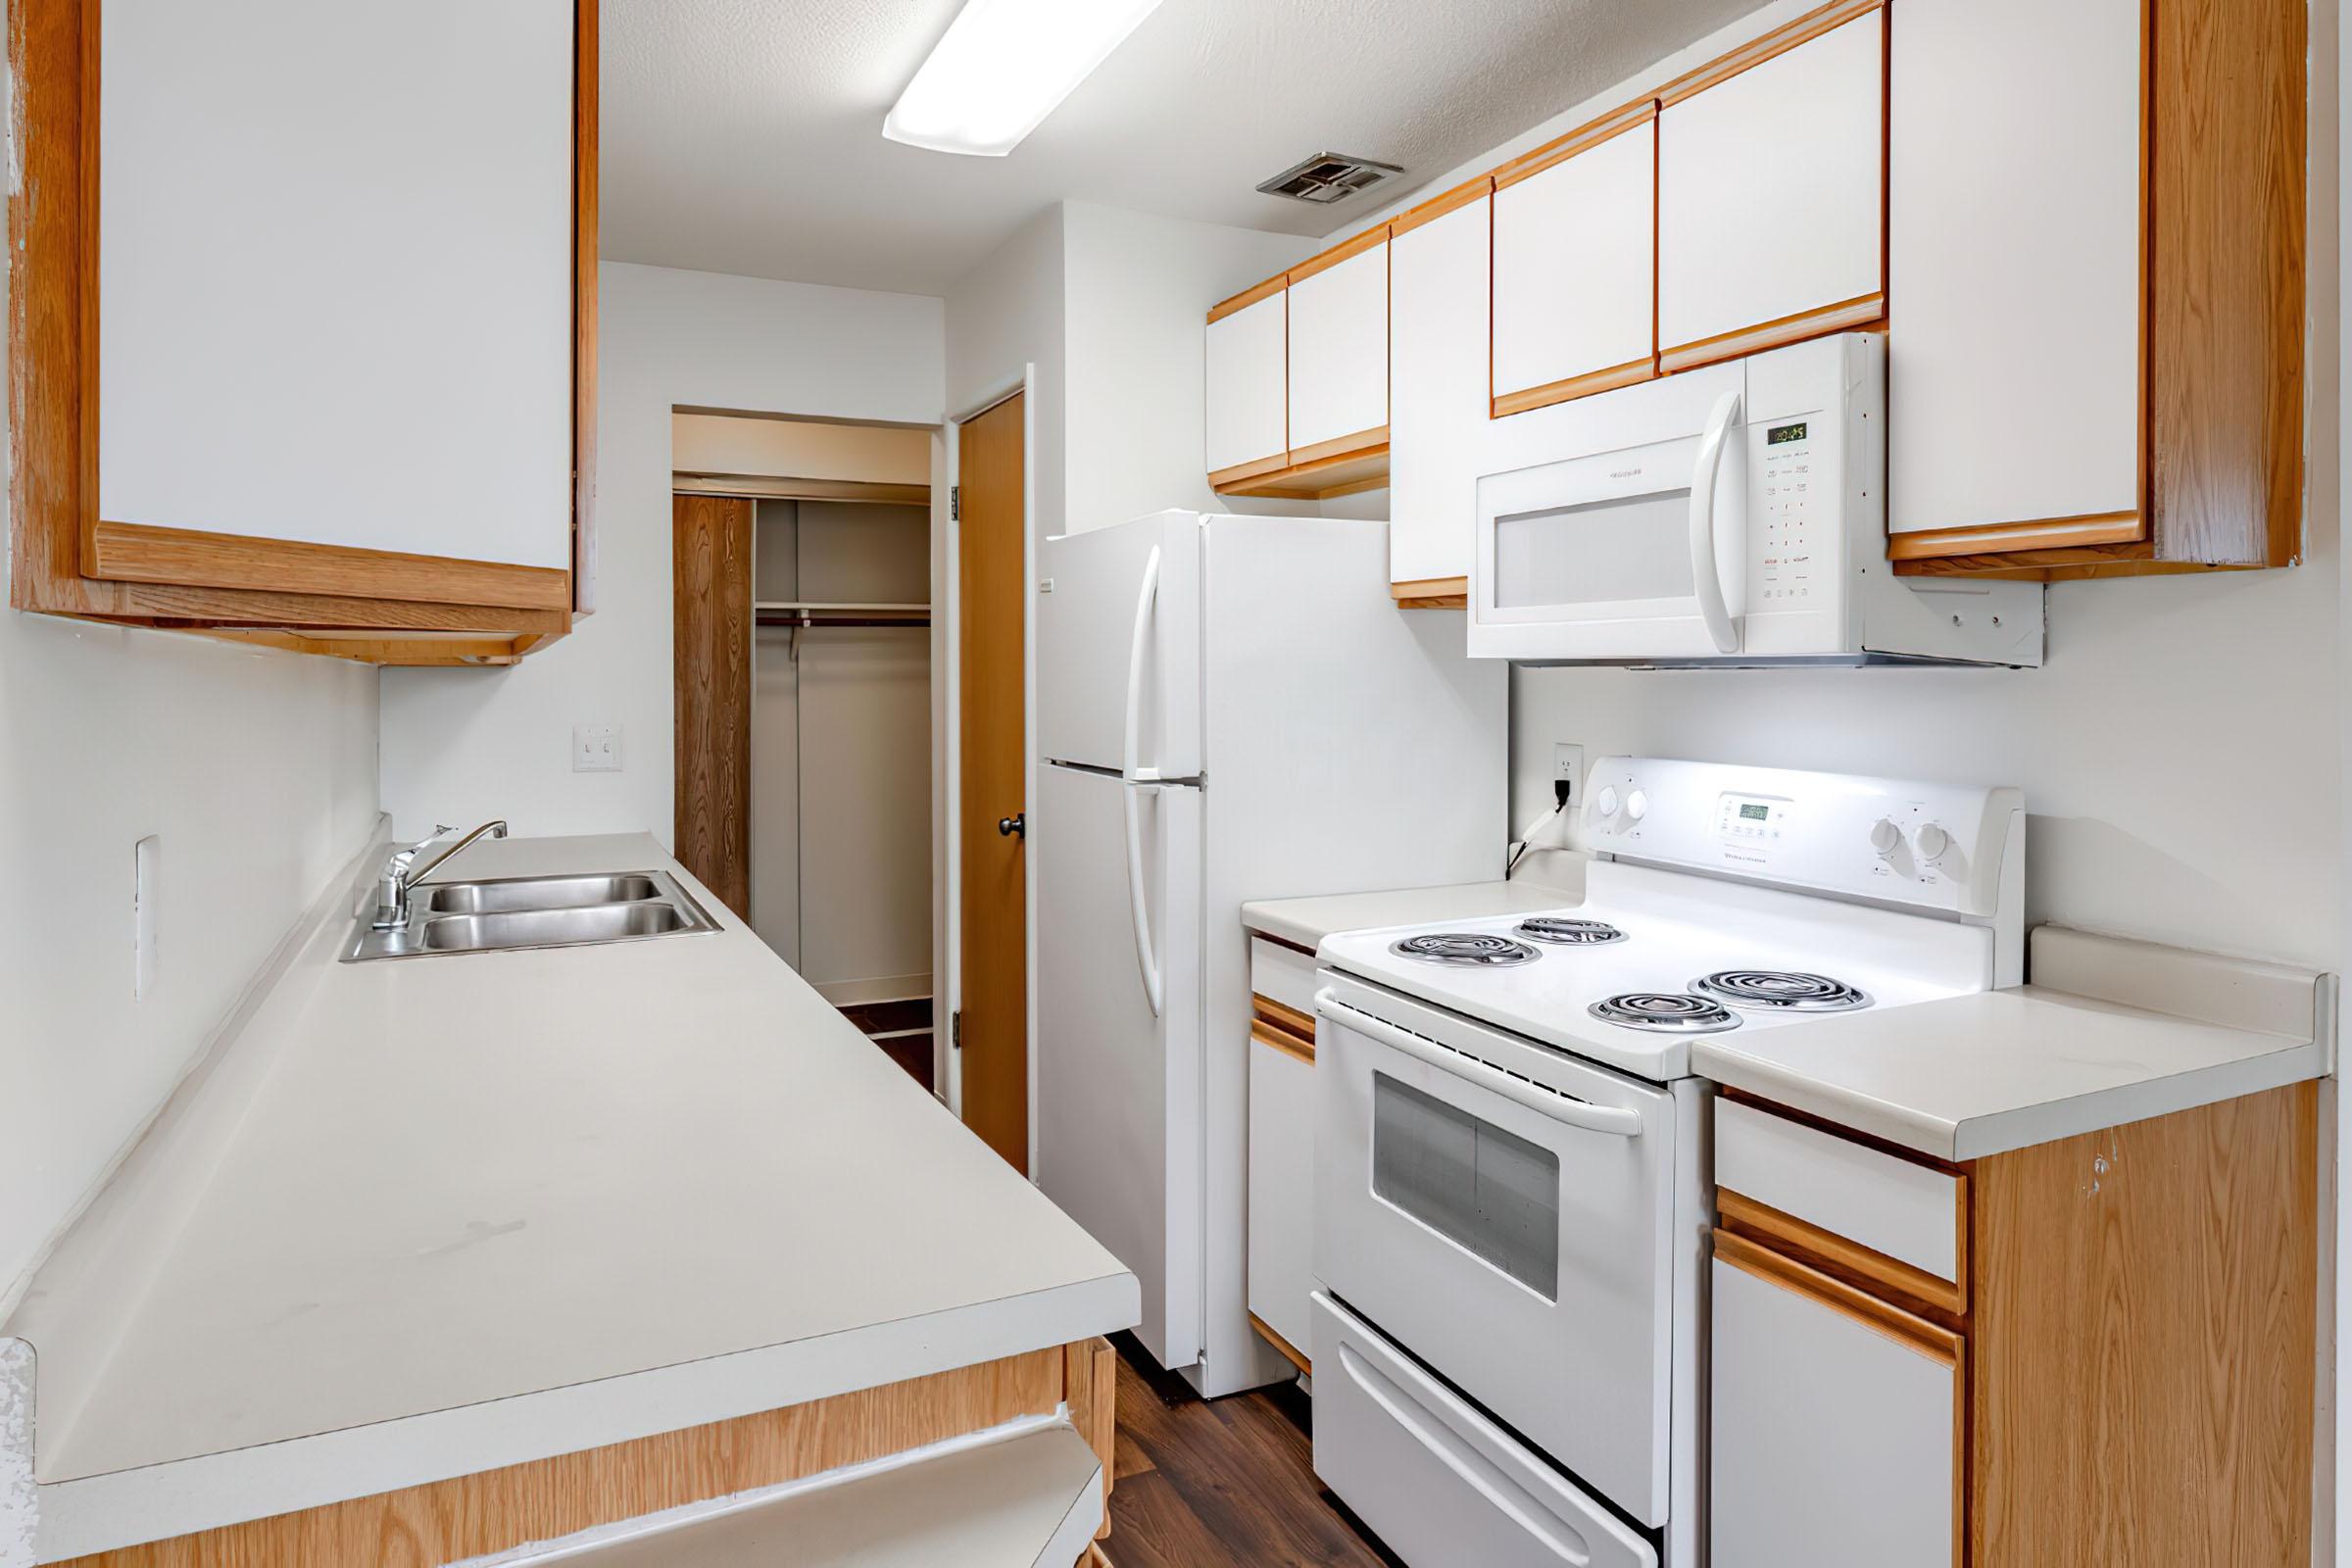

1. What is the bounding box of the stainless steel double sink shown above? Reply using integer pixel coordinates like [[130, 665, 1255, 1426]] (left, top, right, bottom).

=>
[[342, 870, 720, 961]]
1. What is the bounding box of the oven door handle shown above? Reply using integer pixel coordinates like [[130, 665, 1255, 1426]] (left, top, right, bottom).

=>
[[1689, 387, 1742, 655], [1314, 990, 1642, 1137]]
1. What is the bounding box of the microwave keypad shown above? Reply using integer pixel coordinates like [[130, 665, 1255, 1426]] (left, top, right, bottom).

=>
[[1756, 421, 1814, 605]]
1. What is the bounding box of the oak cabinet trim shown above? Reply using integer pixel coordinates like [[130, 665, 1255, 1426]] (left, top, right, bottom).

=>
[[1493, 98, 1658, 191], [1249, 1311, 1312, 1376], [9, 0, 589, 656], [1205, 452, 1295, 490], [1287, 222, 1392, 284], [1391, 575, 1470, 608], [1491, 356, 1655, 419], [1656, 0, 1886, 107], [1657, 289, 1886, 375], [1388, 173, 1495, 237], [1886, 511, 2146, 562], [1714, 1228, 1960, 1365], [87, 520, 573, 612], [571, 0, 600, 613], [1207, 273, 1288, 324], [1717, 1188, 1967, 1320]]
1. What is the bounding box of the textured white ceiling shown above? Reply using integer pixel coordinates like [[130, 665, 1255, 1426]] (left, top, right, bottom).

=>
[[601, 0, 1764, 296]]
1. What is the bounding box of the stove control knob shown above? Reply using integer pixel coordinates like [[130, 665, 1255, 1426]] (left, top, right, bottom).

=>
[[1869, 817, 1903, 857], [1596, 785, 1621, 818], [1625, 789, 1649, 822], [1916, 823, 1952, 863]]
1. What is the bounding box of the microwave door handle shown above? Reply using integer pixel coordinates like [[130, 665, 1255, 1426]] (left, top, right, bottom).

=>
[[1314, 990, 1642, 1137], [1689, 388, 1743, 654]]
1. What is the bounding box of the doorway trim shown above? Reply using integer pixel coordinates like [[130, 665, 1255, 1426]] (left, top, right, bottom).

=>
[[941, 368, 1036, 1171]]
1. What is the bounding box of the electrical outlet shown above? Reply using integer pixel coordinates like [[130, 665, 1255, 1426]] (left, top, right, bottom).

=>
[[572, 724, 622, 773], [1552, 743, 1586, 803]]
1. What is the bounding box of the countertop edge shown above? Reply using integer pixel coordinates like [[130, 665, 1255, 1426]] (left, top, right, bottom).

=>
[[1694, 1012, 2333, 1164], [37, 1269, 1140, 1562]]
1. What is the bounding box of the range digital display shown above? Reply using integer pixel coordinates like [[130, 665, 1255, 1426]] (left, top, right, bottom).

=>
[[1740, 803, 1771, 821], [1767, 422, 1808, 446]]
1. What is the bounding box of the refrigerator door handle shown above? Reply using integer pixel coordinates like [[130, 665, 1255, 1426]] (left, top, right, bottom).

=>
[[1123, 544, 1162, 783], [1123, 782, 1165, 1017]]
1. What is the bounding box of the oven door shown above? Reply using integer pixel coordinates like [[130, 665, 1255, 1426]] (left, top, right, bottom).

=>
[[1470, 368, 1748, 663], [1314, 973, 1679, 1527]]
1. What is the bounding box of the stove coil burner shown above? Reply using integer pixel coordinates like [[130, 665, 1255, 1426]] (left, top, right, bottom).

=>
[[1690, 970, 1872, 1012], [1587, 992, 1741, 1034], [1516, 916, 1627, 947], [1390, 933, 1542, 967]]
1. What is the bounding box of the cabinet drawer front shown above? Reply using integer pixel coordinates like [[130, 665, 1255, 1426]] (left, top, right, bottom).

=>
[[1716, 1099, 1963, 1284], [1311, 1294, 1657, 1568], [1710, 1246, 1961, 1568], [1249, 937, 1318, 1019]]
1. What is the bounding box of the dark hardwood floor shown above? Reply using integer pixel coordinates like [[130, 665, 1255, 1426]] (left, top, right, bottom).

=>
[[1104, 1333, 1400, 1568]]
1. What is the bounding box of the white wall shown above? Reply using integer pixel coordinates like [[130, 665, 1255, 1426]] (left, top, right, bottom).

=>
[[946, 206, 1066, 527], [1061, 202, 1314, 533], [379, 262, 947, 842]]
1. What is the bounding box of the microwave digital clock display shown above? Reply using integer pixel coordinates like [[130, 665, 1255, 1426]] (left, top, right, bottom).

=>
[[1767, 421, 1808, 445]]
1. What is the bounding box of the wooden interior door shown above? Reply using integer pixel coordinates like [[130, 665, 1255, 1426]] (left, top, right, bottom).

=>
[[673, 494, 753, 918], [957, 394, 1028, 1171]]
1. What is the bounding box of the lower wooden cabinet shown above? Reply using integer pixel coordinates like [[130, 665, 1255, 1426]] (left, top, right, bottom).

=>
[[1245, 936, 1318, 1370], [1710, 1086, 2318, 1566]]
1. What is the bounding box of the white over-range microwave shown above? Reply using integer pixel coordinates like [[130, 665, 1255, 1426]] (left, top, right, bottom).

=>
[[1470, 333, 2045, 666]]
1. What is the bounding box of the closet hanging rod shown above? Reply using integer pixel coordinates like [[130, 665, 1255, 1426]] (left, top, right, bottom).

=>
[[755, 608, 931, 630], [752, 601, 930, 612]]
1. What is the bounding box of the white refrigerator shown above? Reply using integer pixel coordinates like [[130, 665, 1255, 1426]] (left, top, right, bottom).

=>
[[1035, 510, 1506, 1397]]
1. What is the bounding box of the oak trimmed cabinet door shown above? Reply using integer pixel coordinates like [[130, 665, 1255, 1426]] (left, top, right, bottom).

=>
[[1656, 5, 1886, 372], [1204, 284, 1290, 486], [1492, 108, 1656, 416], [1710, 1237, 1962, 1567], [1285, 234, 1389, 459], [1387, 183, 1490, 603], [1886, 0, 2140, 550], [8, 0, 593, 663]]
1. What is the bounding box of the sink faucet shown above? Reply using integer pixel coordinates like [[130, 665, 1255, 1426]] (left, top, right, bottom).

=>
[[371, 820, 509, 931]]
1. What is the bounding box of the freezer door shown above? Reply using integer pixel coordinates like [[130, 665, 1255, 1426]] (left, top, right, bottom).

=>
[[1037, 511, 1203, 779], [1035, 761, 1204, 1368]]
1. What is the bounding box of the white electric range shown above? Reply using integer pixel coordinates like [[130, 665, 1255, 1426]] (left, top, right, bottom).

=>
[[1306, 758, 2024, 1568]]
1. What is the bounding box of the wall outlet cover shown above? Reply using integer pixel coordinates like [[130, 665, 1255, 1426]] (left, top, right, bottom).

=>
[[1552, 743, 1586, 799], [572, 725, 622, 773]]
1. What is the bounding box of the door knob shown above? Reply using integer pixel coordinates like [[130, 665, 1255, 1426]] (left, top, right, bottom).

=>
[[998, 813, 1025, 839]]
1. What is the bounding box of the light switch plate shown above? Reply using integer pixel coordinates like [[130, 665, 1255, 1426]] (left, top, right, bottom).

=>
[[572, 725, 622, 773]]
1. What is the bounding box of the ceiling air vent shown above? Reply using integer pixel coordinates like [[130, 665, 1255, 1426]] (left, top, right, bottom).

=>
[[1255, 151, 1404, 205]]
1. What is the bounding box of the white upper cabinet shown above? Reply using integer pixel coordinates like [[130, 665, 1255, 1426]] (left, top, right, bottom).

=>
[[1389, 191, 1492, 590], [1204, 289, 1290, 478], [1887, 0, 2141, 536], [1493, 113, 1657, 411], [98, 0, 575, 568], [1657, 9, 1886, 368], [1286, 240, 1390, 453]]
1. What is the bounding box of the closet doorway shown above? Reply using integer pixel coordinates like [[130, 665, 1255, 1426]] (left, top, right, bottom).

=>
[[672, 413, 937, 1089]]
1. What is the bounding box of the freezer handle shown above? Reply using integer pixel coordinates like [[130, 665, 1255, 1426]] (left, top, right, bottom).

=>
[[1122, 546, 1165, 1015]]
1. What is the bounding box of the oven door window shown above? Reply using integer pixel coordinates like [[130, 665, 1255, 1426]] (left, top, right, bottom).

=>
[[1371, 1071, 1560, 1298], [1492, 488, 1693, 611]]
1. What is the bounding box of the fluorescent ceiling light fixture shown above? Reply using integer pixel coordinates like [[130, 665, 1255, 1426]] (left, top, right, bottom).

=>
[[884, 0, 1165, 157]]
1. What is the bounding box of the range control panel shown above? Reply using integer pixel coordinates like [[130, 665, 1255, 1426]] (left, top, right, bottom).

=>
[[1582, 757, 2022, 918]]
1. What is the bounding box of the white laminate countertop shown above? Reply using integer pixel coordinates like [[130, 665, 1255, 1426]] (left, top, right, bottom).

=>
[[5, 833, 1137, 1561], [1693, 927, 2336, 1161], [1241, 871, 1582, 951]]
